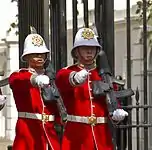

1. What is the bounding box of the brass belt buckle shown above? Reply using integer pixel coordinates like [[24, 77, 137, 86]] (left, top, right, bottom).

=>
[[88, 114, 97, 126], [42, 113, 49, 123]]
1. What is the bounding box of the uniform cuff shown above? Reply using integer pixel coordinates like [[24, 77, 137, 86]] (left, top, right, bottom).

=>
[[69, 71, 78, 86], [30, 74, 38, 86]]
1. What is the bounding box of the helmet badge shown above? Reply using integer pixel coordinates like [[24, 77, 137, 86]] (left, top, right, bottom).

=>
[[32, 35, 43, 47], [81, 28, 94, 40]]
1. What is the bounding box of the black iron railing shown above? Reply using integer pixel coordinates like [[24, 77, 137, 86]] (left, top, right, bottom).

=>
[[2, 0, 151, 150]]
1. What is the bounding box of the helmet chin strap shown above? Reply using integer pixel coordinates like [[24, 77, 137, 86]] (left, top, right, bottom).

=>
[[76, 50, 98, 70], [28, 54, 48, 71], [77, 48, 99, 66]]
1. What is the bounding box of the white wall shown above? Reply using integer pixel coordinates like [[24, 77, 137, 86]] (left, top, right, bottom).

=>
[[0, 36, 18, 141]]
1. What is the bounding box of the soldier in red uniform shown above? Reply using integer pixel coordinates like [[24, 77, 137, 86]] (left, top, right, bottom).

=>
[[0, 88, 6, 111], [55, 28, 128, 150], [9, 33, 60, 150]]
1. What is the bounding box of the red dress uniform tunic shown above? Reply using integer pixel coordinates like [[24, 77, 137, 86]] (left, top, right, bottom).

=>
[[55, 64, 114, 150], [9, 69, 60, 150]]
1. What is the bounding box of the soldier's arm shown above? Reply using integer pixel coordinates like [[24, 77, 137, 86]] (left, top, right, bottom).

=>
[[55, 68, 76, 92], [9, 70, 33, 89]]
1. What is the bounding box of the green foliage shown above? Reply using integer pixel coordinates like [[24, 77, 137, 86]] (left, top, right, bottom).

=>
[[136, 0, 152, 47]]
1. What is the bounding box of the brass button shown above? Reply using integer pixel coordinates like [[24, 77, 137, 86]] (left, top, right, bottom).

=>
[[88, 114, 97, 126]]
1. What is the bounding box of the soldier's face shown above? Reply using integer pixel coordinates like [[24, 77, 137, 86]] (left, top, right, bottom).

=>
[[76, 46, 97, 64], [26, 53, 47, 68]]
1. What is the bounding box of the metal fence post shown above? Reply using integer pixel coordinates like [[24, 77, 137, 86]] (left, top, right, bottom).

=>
[[7, 145, 12, 150], [101, 0, 115, 75]]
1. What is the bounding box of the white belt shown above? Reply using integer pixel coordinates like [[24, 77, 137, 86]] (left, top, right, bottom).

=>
[[18, 112, 55, 123], [67, 114, 107, 126]]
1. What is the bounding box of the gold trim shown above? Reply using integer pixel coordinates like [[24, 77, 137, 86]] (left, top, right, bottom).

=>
[[82, 28, 94, 40], [32, 35, 43, 47], [41, 113, 50, 123], [88, 114, 97, 126]]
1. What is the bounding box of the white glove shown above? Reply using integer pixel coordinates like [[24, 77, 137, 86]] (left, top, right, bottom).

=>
[[0, 95, 7, 105], [112, 109, 128, 121], [74, 69, 88, 84], [35, 75, 50, 88]]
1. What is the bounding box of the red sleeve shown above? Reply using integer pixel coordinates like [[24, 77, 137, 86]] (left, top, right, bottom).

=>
[[55, 68, 74, 92], [9, 70, 32, 90]]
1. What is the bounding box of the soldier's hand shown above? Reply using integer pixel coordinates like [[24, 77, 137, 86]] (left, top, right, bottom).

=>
[[112, 109, 128, 121], [35, 75, 50, 88], [74, 69, 88, 84]]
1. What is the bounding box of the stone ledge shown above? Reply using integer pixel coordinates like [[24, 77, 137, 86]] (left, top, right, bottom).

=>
[[0, 138, 13, 150]]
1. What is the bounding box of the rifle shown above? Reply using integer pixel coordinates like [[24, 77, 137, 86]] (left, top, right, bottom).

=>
[[41, 59, 67, 121], [92, 50, 134, 149], [91, 24, 134, 114], [93, 50, 134, 116]]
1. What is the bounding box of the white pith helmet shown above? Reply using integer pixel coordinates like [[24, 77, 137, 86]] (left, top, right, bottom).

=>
[[71, 27, 102, 59], [21, 33, 49, 62]]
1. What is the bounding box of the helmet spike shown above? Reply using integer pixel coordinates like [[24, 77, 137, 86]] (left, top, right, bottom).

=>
[[91, 23, 102, 45], [30, 26, 37, 34], [91, 23, 98, 37]]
